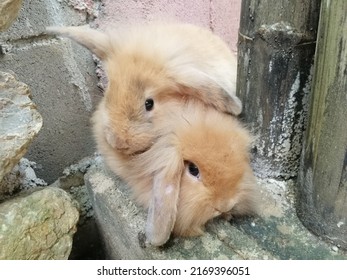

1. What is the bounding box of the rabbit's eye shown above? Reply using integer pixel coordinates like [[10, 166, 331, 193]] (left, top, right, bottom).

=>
[[145, 98, 154, 111], [188, 162, 200, 177]]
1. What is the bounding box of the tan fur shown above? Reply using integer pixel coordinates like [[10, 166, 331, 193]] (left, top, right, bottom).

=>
[[48, 23, 257, 245], [47, 23, 242, 155], [92, 98, 259, 244]]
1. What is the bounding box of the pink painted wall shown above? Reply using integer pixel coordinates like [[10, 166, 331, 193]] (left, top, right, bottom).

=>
[[94, 0, 241, 53]]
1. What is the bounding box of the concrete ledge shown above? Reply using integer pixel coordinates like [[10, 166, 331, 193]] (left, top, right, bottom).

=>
[[85, 164, 269, 260], [85, 160, 347, 260]]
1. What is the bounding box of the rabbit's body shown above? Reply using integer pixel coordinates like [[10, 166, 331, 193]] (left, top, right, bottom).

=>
[[47, 23, 257, 245], [47, 23, 242, 155], [93, 98, 258, 242]]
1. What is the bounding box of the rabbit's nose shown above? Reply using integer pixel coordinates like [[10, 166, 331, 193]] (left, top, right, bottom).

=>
[[114, 135, 130, 151]]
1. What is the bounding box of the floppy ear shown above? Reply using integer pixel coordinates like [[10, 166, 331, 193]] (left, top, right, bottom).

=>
[[46, 25, 111, 60], [178, 84, 242, 116], [172, 67, 242, 115], [145, 147, 184, 246], [104, 125, 117, 149]]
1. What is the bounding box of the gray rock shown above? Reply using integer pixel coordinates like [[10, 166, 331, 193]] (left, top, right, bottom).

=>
[[0, 72, 42, 189], [0, 186, 79, 260], [0, 0, 23, 31]]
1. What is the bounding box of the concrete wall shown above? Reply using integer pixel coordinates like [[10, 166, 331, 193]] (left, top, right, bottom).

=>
[[0, 0, 241, 183], [94, 0, 241, 52]]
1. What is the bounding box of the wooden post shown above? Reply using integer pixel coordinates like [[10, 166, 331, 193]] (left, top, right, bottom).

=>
[[297, 0, 347, 249], [237, 0, 320, 178]]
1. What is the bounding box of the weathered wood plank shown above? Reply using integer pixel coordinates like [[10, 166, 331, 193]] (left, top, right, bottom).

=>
[[297, 0, 347, 250], [237, 0, 320, 178]]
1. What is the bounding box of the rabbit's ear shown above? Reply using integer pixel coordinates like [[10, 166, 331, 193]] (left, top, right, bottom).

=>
[[173, 67, 242, 115], [46, 26, 111, 60], [217, 89, 242, 116], [104, 125, 117, 149], [145, 149, 183, 246], [179, 84, 242, 116]]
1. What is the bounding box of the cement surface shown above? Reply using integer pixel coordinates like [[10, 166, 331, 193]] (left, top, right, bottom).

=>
[[84, 159, 347, 260]]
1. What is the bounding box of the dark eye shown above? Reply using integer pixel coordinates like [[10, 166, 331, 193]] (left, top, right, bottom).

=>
[[188, 162, 200, 177], [145, 98, 154, 111]]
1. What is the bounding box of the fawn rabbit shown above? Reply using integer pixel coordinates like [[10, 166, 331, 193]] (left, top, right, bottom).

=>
[[47, 23, 242, 156], [93, 97, 258, 246]]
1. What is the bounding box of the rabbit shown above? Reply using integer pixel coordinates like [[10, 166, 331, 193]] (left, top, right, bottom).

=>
[[46, 23, 242, 156], [92, 96, 258, 246]]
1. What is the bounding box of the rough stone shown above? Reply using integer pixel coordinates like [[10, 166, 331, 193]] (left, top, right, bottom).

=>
[[0, 0, 23, 31], [85, 160, 347, 259], [0, 186, 79, 260], [0, 72, 42, 189]]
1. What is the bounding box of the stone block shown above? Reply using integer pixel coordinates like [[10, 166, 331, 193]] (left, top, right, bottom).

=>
[[0, 186, 79, 260]]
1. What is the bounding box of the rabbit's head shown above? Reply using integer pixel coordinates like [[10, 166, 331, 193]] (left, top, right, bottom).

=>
[[145, 101, 258, 245], [46, 24, 242, 155]]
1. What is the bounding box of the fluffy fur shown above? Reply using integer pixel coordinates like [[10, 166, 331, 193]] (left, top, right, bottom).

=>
[[47, 23, 242, 155], [47, 23, 258, 246], [92, 98, 258, 245]]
